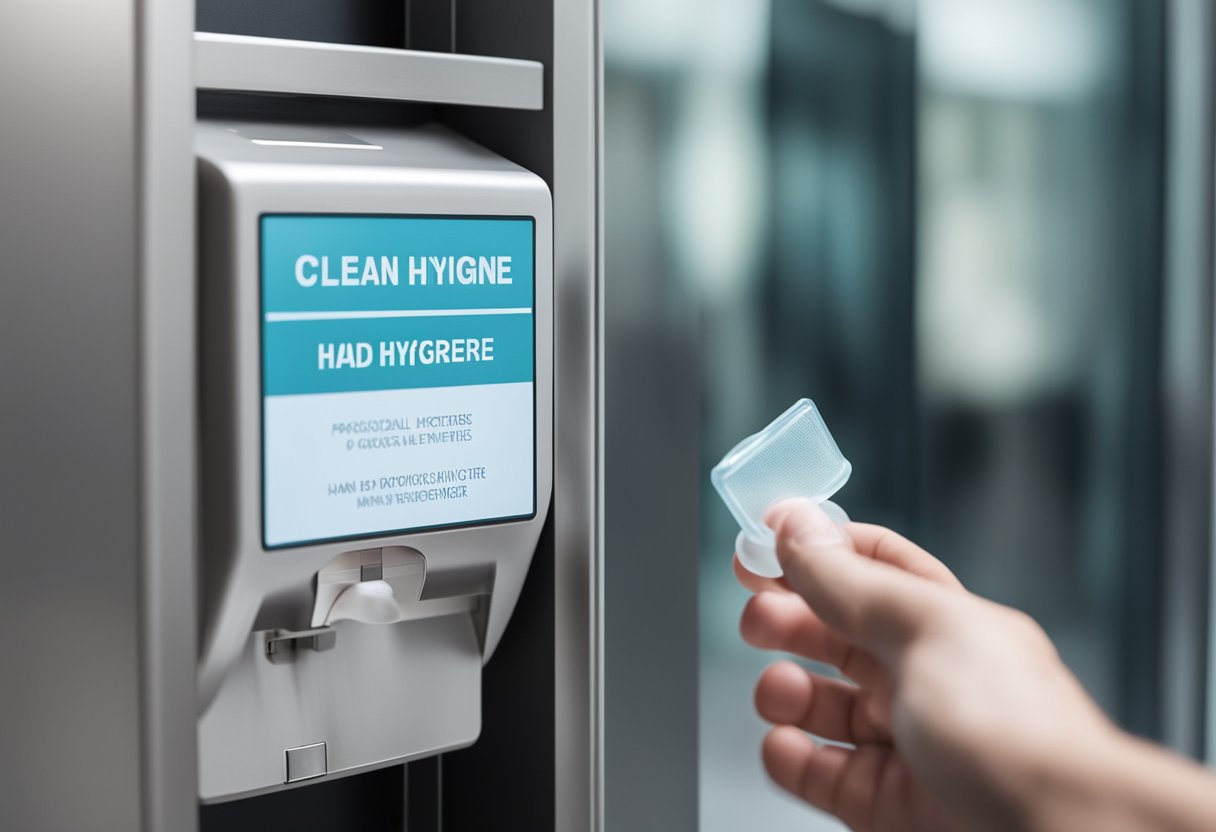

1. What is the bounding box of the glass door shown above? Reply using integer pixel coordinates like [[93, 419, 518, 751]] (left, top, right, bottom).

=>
[[603, 0, 1209, 829]]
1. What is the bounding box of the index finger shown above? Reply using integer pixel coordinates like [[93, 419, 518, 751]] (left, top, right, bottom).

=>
[[845, 523, 964, 591], [734, 520, 962, 595], [769, 502, 949, 661]]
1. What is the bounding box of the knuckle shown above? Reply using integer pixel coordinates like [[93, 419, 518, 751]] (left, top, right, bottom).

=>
[[1000, 607, 1052, 647]]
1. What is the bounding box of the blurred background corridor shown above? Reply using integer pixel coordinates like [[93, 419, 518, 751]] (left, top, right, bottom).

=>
[[604, 0, 1211, 828]]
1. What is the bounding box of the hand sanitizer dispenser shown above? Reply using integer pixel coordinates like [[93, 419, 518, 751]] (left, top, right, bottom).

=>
[[195, 121, 552, 801]]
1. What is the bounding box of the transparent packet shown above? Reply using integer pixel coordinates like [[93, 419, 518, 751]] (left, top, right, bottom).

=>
[[711, 399, 850, 577]]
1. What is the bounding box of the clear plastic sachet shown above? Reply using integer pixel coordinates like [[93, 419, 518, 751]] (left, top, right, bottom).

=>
[[711, 399, 851, 577]]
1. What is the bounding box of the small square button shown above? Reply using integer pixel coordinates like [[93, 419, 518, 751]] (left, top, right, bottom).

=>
[[285, 742, 327, 783]]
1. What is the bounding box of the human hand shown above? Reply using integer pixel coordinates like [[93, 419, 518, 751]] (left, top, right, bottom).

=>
[[737, 500, 1216, 831]]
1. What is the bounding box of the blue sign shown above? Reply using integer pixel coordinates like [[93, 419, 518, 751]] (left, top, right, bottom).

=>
[[261, 214, 537, 548]]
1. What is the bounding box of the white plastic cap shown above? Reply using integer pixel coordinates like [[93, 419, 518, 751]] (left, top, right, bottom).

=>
[[712, 399, 851, 577]]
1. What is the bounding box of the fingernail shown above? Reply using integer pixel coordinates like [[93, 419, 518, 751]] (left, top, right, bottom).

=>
[[777, 500, 844, 545]]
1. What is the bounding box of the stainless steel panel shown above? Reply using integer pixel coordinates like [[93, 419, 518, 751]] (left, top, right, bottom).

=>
[[2, 0, 145, 829], [1164, 0, 1215, 760], [139, 0, 200, 829], [194, 32, 545, 110], [552, 0, 603, 828], [2, 0, 197, 827]]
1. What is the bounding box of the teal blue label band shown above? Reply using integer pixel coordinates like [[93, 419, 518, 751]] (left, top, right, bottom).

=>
[[262, 214, 536, 397], [263, 312, 534, 396], [262, 215, 534, 313]]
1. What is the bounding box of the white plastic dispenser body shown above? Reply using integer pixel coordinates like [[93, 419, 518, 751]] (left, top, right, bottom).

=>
[[711, 399, 851, 577], [195, 121, 553, 802]]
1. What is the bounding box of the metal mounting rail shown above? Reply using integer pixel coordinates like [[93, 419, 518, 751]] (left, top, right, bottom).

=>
[[194, 32, 544, 110]]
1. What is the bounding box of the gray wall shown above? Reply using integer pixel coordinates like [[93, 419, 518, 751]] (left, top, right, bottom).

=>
[[2, 1, 199, 830], [1, 2, 143, 830]]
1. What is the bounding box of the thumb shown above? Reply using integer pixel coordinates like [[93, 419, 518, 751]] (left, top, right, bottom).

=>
[[768, 500, 943, 664]]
